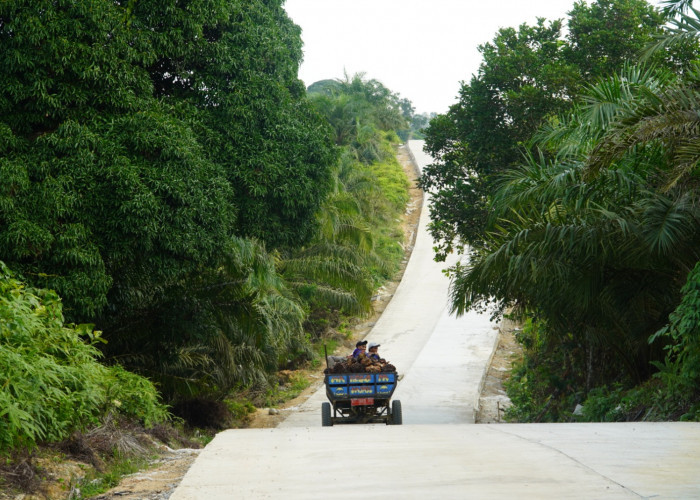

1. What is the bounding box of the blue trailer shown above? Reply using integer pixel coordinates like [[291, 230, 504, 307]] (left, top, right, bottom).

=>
[[322, 372, 402, 426]]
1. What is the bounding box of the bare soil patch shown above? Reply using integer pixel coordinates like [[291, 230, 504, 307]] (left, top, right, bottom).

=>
[[475, 317, 522, 423]]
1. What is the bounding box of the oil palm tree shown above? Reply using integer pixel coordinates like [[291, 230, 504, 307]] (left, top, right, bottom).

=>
[[104, 237, 307, 401], [278, 160, 380, 318]]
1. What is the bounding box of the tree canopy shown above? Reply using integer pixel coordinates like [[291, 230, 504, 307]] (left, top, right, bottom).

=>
[[0, 0, 345, 407], [419, 0, 690, 259], [0, 0, 337, 324]]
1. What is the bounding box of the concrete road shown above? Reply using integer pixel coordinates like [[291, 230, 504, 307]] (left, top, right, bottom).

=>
[[171, 141, 700, 499], [171, 423, 700, 500]]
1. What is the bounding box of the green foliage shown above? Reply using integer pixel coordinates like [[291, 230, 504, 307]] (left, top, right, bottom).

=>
[[104, 366, 170, 428], [264, 372, 310, 407], [503, 316, 699, 423], [420, 0, 694, 257], [287, 74, 411, 332], [224, 399, 257, 427], [0, 0, 336, 316], [504, 318, 585, 422], [577, 380, 699, 422], [103, 237, 309, 402], [128, 0, 339, 248], [365, 147, 410, 282], [565, 0, 667, 78], [0, 0, 339, 402], [370, 142, 411, 211], [308, 72, 409, 163], [648, 259, 700, 418], [0, 0, 410, 414], [450, 145, 696, 380], [491, 66, 700, 418], [419, 1, 700, 423], [577, 385, 629, 422], [421, 17, 577, 256], [0, 262, 168, 450]]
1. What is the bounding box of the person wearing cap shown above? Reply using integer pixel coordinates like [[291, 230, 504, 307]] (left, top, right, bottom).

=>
[[367, 342, 381, 361], [352, 340, 368, 358]]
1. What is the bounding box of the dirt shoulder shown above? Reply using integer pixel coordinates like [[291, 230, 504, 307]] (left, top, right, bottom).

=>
[[475, 317, 521, 423]]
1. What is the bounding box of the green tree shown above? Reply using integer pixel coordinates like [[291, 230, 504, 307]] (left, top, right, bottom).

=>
[[0, 0, 340, 402], [453, 60, 700, 419], [420, 0, 685, 258], [420, 18, 577, 258], [128, 0, 338, 248], [565, 0, 665, 78], [0, 0, 337, 320]]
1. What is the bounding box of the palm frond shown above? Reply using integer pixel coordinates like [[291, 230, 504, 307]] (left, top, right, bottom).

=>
[[643, 6, 700, 59]]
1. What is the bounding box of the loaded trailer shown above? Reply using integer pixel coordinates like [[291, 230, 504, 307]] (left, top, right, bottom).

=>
[[322, 372, 401, 426]]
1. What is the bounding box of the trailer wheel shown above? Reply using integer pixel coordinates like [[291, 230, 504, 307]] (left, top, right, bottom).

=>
[[322, 402, 333, 427], [391, 400, 402, 425]]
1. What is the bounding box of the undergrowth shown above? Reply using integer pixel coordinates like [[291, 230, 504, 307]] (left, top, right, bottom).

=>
[[504, 315, 700, 423]]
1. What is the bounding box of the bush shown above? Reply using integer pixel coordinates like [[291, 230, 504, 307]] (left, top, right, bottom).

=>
[[0, 262, 168, 450], [503, 318, 580, 422], [579, 380, 700, 422], [104, 365, 170, 427]]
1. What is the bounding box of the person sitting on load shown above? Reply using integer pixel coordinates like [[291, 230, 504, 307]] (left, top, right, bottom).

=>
[[352, 340, 368, 358], [367, 342, 381, 361]]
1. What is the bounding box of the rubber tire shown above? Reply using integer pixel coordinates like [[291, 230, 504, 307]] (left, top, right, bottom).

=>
[[391, 400, 403, 425], [322, 402, 333, 427]]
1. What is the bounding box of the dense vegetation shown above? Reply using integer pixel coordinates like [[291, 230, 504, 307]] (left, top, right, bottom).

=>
[[295, 73, 411, 331], [421, 0, 700, 421], [0, 262, 168, 450], [0, 0, 412, 465]]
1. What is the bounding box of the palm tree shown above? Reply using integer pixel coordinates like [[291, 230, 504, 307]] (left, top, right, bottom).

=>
[[645, 1, 700, 54], [585, 65, 700, 192], [277, 158, 381, 319], [104, 237, 308, 401]]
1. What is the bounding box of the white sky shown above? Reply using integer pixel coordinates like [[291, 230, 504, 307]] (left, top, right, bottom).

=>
[[284, 0, 666, 115]]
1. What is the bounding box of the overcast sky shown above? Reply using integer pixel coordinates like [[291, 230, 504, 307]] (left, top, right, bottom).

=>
[[284, 0, 665, 115]]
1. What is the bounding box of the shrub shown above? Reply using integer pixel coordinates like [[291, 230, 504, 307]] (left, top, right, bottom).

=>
[[0, 262, 168, 450]]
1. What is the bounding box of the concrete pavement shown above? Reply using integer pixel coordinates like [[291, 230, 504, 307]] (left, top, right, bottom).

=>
[[171, 423, 700, 499]]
